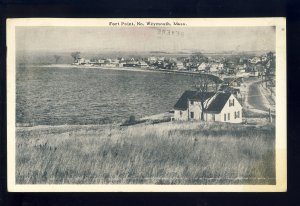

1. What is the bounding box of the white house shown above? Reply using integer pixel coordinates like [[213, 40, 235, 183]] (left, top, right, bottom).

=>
[[236, 64, 247, 73], [98, 59, 105, 64], [198, 62, 208, 71], [175, 61, 185, 70], [74, 58, 85, 65], [249, 57, 261, 64], [148, 57, 157, 62], [173, 91, 242, 123], [209, 63, 223, 72], [139, 61, 148, 68]]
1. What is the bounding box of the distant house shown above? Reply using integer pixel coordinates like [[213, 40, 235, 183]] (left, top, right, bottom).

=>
[[173, 91, 242, 123], [139, 61, 148, 68], [198, 62, 208, 71], [148, 57, 157, 63], [123, 61, 139, 67], [261, 54, 268, 62], [74, 58, 85, 65], [209, 63, 223, 72], [236, 64, 246, 73], [219, 86, 242, 99], [223, 77, 243, 87], [255, 64, 265, 76], [249, 57, 261, 64], [98, 59, 105, 64], [175, 61, 185, 70], [249, 71, 259, 77], [157, 57, 165, 61], [209, 63, 219, 72], [118, 57, 125, 62], [111, 59, 120, 64]]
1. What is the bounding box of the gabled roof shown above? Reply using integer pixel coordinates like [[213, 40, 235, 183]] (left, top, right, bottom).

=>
[[206, 93, 231, 113], [174, 91, 233, 113], [174, 91, 215, 110]]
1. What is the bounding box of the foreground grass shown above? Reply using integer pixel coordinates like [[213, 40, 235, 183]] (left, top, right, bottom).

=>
[[16, 121, 275, 184]]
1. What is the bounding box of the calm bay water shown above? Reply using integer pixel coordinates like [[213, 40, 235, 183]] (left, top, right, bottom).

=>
[[16, 66, 196, 126]]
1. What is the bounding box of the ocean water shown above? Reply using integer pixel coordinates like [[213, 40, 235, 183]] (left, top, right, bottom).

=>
[[16, 66, 197, 126]]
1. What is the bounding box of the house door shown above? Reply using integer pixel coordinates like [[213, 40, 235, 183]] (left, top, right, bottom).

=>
[[212, 114, 215, 121]]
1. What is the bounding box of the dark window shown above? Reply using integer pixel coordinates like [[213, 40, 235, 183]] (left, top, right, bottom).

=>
[[228, 113, 230, 120], [233, 99, 235, 106], [237, 111, 240, 118], [180, 111, 182, 117], [224, 113, 226, 121], [190, 100, 194, 105], [190, 112, 194, 119], [234, 111, 236, 119]]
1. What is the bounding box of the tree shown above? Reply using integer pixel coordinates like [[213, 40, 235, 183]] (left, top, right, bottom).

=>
[[193, 74, 219, 121], [71, 52, 81, 61], [267, 52, 274, 60], [190, 52, 207, 64], [54, 55, 61, 64]]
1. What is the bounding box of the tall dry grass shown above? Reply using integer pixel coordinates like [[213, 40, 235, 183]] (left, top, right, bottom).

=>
[[16, 121, 275, 184]]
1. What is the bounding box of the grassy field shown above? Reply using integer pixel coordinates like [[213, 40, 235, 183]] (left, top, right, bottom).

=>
[[16, 121, 275, 184]]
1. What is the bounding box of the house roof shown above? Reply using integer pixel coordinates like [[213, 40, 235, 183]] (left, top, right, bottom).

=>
[[174, 91, 215, 110], [174, 90, 233, 113], [206, 92, 231, 113]]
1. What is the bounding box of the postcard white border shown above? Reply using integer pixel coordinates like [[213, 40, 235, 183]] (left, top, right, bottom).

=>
[[7, 18, 286, 192]]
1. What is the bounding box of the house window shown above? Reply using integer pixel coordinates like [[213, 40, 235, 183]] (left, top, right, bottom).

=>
[[228, 113, 230, 120], [190, 100, 194, 105], [224, 113, 226, 121], [229, 99, 235, 107], [237, 111, 240, 118], [180, 111, 182, 117], [234, 111, 236, 119], [190, 112, 194, 119]]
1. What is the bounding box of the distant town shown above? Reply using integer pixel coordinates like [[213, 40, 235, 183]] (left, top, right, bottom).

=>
[[70, 51, 276, 81]]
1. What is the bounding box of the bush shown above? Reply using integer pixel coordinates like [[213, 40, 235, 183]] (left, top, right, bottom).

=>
[[128, 115, 136, 124]]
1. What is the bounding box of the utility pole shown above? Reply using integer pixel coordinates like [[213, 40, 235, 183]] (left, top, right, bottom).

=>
[[269, 108, 273, 123]]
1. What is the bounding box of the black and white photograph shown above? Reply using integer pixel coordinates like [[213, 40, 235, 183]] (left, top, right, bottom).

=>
[[6, 18, 286, 192]]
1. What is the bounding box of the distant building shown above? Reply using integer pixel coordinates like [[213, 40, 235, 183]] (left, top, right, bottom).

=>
[[219, 86, 242, 98], [123, 61, 139, 67], [148, 57, 157, 62], [197, 62, 208, 71], [139, 61, 148, 68], [175, 61, 185, 70], [74, 58, 85, 65], [223, 77, 243, 87], [118, 57, 125, 62], [157, 57, 165, 61], [249, 57, 261, 64], [98, 59, 105, 64], [236, 64, 246, 73], [209, 63, 223, 72], [261, 54, 268, 62], [173, 91, 242, 123]]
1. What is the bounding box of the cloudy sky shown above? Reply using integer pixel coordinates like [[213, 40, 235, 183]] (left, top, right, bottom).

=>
[[16, 26, 275, 53]]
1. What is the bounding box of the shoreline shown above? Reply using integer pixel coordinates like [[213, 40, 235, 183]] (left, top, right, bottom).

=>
[[24, 64, 227, 78], [16, 112, 173, 131]]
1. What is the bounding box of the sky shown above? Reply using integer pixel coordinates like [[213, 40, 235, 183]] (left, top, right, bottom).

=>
[[16, 26, 276, 53]]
